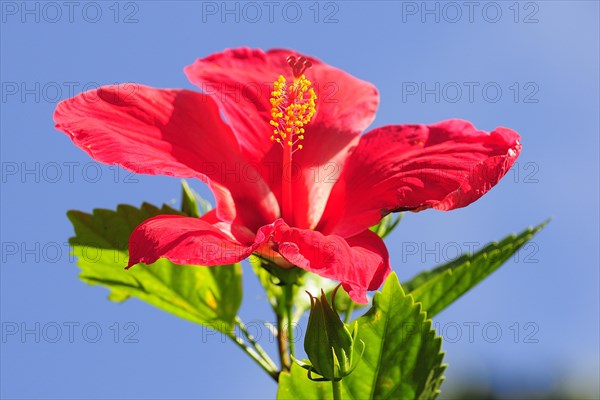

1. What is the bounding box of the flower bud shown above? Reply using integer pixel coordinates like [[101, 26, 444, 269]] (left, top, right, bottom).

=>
[[301, 287, 364, 381]]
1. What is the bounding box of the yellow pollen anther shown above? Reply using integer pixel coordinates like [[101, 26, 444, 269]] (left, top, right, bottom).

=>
[[268, 69, 317, 153]]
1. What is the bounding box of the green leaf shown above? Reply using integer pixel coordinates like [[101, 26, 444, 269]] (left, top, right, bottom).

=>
[[344, 273, 446, 399], [404, 221, 548, 318], [277, 273, 446, 399], [181, 179, 212, 217], [369, 213, 403, 239], [67, 202, 242, 332]]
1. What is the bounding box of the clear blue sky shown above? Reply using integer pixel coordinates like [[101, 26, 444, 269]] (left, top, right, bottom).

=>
[[1, 1, 598, 399]]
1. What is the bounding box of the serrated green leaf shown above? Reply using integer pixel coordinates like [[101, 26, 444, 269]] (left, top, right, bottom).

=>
[[277, 273, 446, 399], [344, 273, 446, 399], [67, 202, 242, 332], [404, 221, 547, 318]]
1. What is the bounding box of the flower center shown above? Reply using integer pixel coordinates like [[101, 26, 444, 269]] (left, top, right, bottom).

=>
[[269, 56, 317, 225]]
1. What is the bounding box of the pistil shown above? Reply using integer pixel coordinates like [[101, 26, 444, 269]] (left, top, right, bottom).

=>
[[269, 56, 317, 224]]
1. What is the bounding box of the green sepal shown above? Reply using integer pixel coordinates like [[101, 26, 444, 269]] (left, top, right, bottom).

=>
[[293, 274, 366, 323]]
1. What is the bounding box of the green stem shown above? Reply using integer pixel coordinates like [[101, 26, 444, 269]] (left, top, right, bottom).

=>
[[332, 379, 342, 400], [284, 283, 295, 358], [235, 317, 279, 372], [226, 331, 279, 381], [276, 313, 291, 371]]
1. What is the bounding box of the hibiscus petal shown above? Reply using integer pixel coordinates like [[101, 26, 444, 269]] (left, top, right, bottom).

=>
[[318, 119, 522, 237], [54, 84, 279, 230], [127, 215, 279, 268], [345, 230, 391, 292], [185, 48, 379, 229], [273, 223, 390, 304]]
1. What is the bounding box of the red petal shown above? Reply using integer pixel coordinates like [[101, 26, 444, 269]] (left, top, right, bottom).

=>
[[185, 48, 379, 229], [319, 119, 522, 237], [273, 223, 390, 304], [345, 230, 391, 292], [127, 215, 279, 268], [54, 84, 279, 230]]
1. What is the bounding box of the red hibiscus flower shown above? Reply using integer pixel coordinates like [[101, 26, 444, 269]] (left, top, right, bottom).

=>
[[53, 48, 521, 303]]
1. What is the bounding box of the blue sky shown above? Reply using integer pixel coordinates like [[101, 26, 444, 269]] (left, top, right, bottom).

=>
[[1, 1, 599, 399]]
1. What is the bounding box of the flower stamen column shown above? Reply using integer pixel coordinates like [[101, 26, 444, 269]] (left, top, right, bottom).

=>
[[269, 56, 317, 226]]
